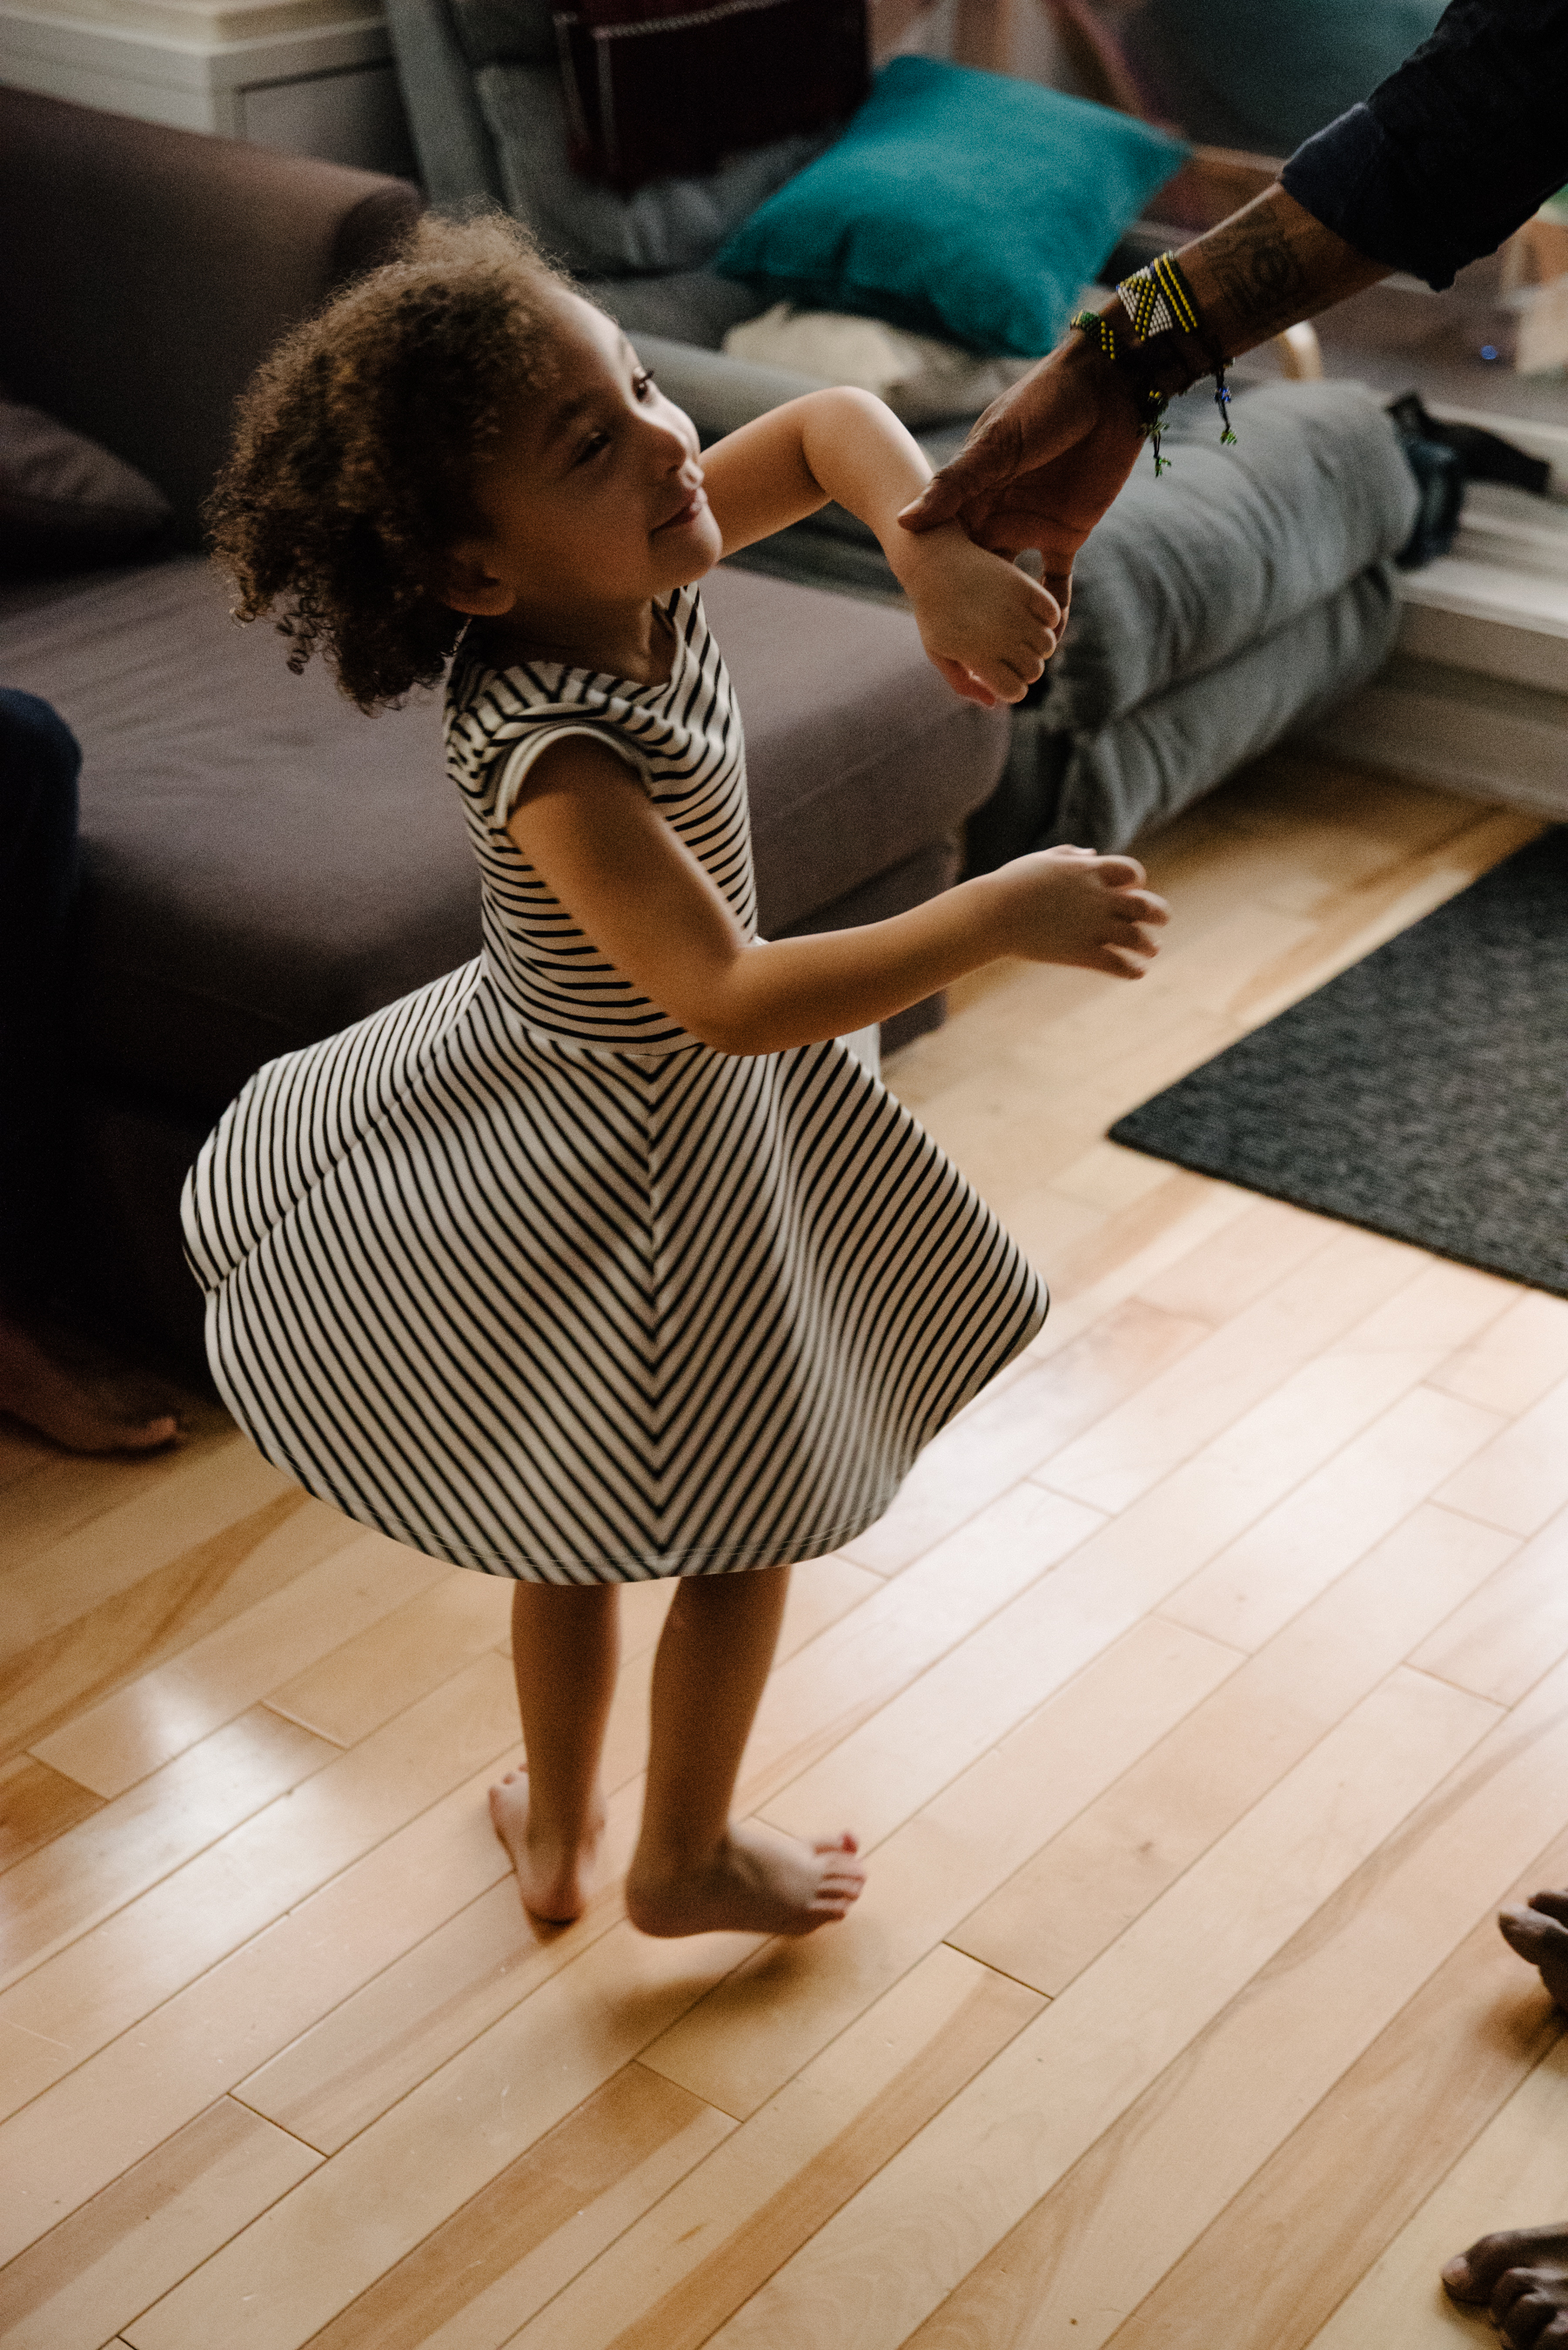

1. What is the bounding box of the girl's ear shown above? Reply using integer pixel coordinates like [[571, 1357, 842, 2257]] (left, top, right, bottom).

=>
[[441, 543, 517, 617]]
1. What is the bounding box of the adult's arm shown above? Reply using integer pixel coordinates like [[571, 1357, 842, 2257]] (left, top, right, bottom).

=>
[[902, 0, 1568, 607]]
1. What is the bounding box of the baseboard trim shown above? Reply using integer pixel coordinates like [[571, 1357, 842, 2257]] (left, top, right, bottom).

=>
[[1297, 654, 1568, 818]]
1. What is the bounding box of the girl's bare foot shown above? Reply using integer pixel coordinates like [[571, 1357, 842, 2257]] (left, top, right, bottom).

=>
[[487, 1766, 605, 1924], [0, 1317, 178, 1453], [1500, 1890, 1568, 2008], [625, 1821, 865, 1939], [1443, 2226, 1568, 2342]]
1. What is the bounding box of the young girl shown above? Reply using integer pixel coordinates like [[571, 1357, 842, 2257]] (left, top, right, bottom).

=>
[[184, 214, 1167, 1943]]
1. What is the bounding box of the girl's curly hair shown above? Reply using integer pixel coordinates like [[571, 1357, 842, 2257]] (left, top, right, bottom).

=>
[[205, 212, 573, 711]]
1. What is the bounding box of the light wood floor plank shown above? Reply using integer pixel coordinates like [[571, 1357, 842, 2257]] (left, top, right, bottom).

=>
[[230, 1865, 688, 2158], [0, 1752, 529, 2255], [700, 1669, 1499, 2349], [951, 1501, 1515, 1998], [0, 1488, 362, 1767], [0, 1435, 225, 1594], [1302, 2032, 1568, 2350], [1428, 1288, 1568, 1420], [504, 1946, 1042, 2350], [293, 2067, 731, 2350], [0, 2098, 321, 2350], [31, 1539, 449, 1797], [1, 1708, 337, 1991], [1160, 1382, 1504, 1654], [1436, 1373, 1568, 1538], [258, 1567, 513, 1750], [1411, 1505, 1568, 1709], [0, 1655, 522, 2210], [3, 1442, 294, 1657], [121, 1925, 761, 2350], [1127, 1194, 1337, 1327], [1039, 1226, 1426, 1516], [895, 1668, 1565, 2350], [0, 1756, 104, 1874], [1067, 1831, 1568, 2350], [841, 1299, 1210, 1577], [640, 1617, 1237, 2125], [729, 1483, 1104, 1814]]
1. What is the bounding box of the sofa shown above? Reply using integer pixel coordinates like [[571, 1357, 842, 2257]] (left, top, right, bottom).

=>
[[379, 0, 1424, 861], [0, 84, 1010, 1379]]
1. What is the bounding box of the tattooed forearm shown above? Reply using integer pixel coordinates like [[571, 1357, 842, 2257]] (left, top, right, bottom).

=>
[[1175, 186, 1389, 356]]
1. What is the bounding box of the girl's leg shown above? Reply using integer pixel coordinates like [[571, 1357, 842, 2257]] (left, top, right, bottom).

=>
[[491, 1579, 620, 1923], [626, 1565, 866, 1939]]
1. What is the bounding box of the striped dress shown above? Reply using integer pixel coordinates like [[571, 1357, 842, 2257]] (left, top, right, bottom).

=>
[[182, 588, 1048, 1582]]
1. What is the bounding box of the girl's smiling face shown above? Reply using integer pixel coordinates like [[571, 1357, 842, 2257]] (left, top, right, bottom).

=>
[[444, 286, 724, 653]]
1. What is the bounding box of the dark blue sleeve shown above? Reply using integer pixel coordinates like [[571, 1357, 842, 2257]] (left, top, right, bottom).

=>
[[1279, 0, 1568, 290]]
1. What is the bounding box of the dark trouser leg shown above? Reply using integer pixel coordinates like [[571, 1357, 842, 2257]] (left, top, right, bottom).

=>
[[0, 689, 83, 1313]]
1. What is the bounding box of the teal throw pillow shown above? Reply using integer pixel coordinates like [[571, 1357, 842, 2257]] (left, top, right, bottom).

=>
[[714, 56, 1188, 359]]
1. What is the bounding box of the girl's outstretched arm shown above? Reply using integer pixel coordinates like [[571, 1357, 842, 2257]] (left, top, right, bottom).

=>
[[700, 388, 1060, 707], [506, 739, 1168, 1058]]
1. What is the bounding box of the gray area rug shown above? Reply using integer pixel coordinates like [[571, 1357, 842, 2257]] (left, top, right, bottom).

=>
[[1109, 829, 1568, 1296]]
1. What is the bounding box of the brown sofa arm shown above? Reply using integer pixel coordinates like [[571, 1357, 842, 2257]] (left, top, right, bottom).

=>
[[0, 87, 422, 539]]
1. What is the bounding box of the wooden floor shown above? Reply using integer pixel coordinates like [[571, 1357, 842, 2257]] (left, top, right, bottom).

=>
[[4, 752, 1567, 2350]]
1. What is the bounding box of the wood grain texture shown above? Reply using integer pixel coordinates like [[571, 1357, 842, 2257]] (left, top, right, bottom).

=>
[[31, 1537, 448, 1796], [701, 1672, 1500, 2348], [644, 1618, 1239, 2123], [506, 1947, 1042, 2350], [1088, 1833, 1568, 2350], [123, 1925, 760, 2350], [0, 1485, 358, 1764], [951, 1502, 1515, 1997], [293, 2067, 730, 2350], [0, 1755, 104, 1873], [0, 2098, 320, 2350], [1436, 1373, 1568, 1537], [3, 756, 1561, 2350], [841, 1298, 1209, 1576], [0, 1706, 337, 1989]]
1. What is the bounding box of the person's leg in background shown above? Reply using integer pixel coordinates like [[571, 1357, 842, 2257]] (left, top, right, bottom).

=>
[[0, 688, 176, 1448]]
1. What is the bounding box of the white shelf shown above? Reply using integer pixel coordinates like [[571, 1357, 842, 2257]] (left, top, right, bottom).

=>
[[0, 0, 413, 167]]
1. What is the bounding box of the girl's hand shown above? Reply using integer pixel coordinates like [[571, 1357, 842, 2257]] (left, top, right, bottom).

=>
[[988, 843, 1169, 976], [893, 521, 1061, 708]]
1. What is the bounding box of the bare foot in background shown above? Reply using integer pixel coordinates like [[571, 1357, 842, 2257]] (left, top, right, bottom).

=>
[[0, 1315, 178, 1452], [1500, 1891, 1568, 2010], [1444, 2226, 1568, 2341]]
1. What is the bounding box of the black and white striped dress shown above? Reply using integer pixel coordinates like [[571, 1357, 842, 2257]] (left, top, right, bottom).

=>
[[182, 589, 1048, 1581]]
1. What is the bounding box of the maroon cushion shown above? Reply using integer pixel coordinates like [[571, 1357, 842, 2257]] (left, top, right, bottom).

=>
[[0, 397, 172, 574]]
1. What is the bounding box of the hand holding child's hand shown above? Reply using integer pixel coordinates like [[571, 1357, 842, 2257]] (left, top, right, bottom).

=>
[[896, 522, 1060, 708], [992, 843, 1169, 977]]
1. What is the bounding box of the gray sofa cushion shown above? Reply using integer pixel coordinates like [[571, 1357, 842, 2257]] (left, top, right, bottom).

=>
[[1006, 560, 1402, 855], [1048, 379, 1418, 734], [1, 556, 1006, 1118], [475, 62, 831, 278]]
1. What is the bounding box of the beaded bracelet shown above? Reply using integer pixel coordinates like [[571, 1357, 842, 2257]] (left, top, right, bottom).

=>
[[1070, 251, 1236, 475]]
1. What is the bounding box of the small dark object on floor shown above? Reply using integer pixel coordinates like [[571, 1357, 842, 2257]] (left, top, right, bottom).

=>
[[1388, 391, 1552, 496], [1109, 829, 1568, 1297]]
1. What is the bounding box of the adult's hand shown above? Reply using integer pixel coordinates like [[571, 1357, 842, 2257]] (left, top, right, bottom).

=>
[[900, 188, 1388, 628], [897, 331, 1145, 627]]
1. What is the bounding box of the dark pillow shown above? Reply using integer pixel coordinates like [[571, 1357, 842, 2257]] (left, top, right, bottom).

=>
[[0, 397, 173, 574]]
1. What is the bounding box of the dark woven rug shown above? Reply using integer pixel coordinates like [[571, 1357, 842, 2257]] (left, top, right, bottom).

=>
[[1109, 829, 1568, 1297]]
